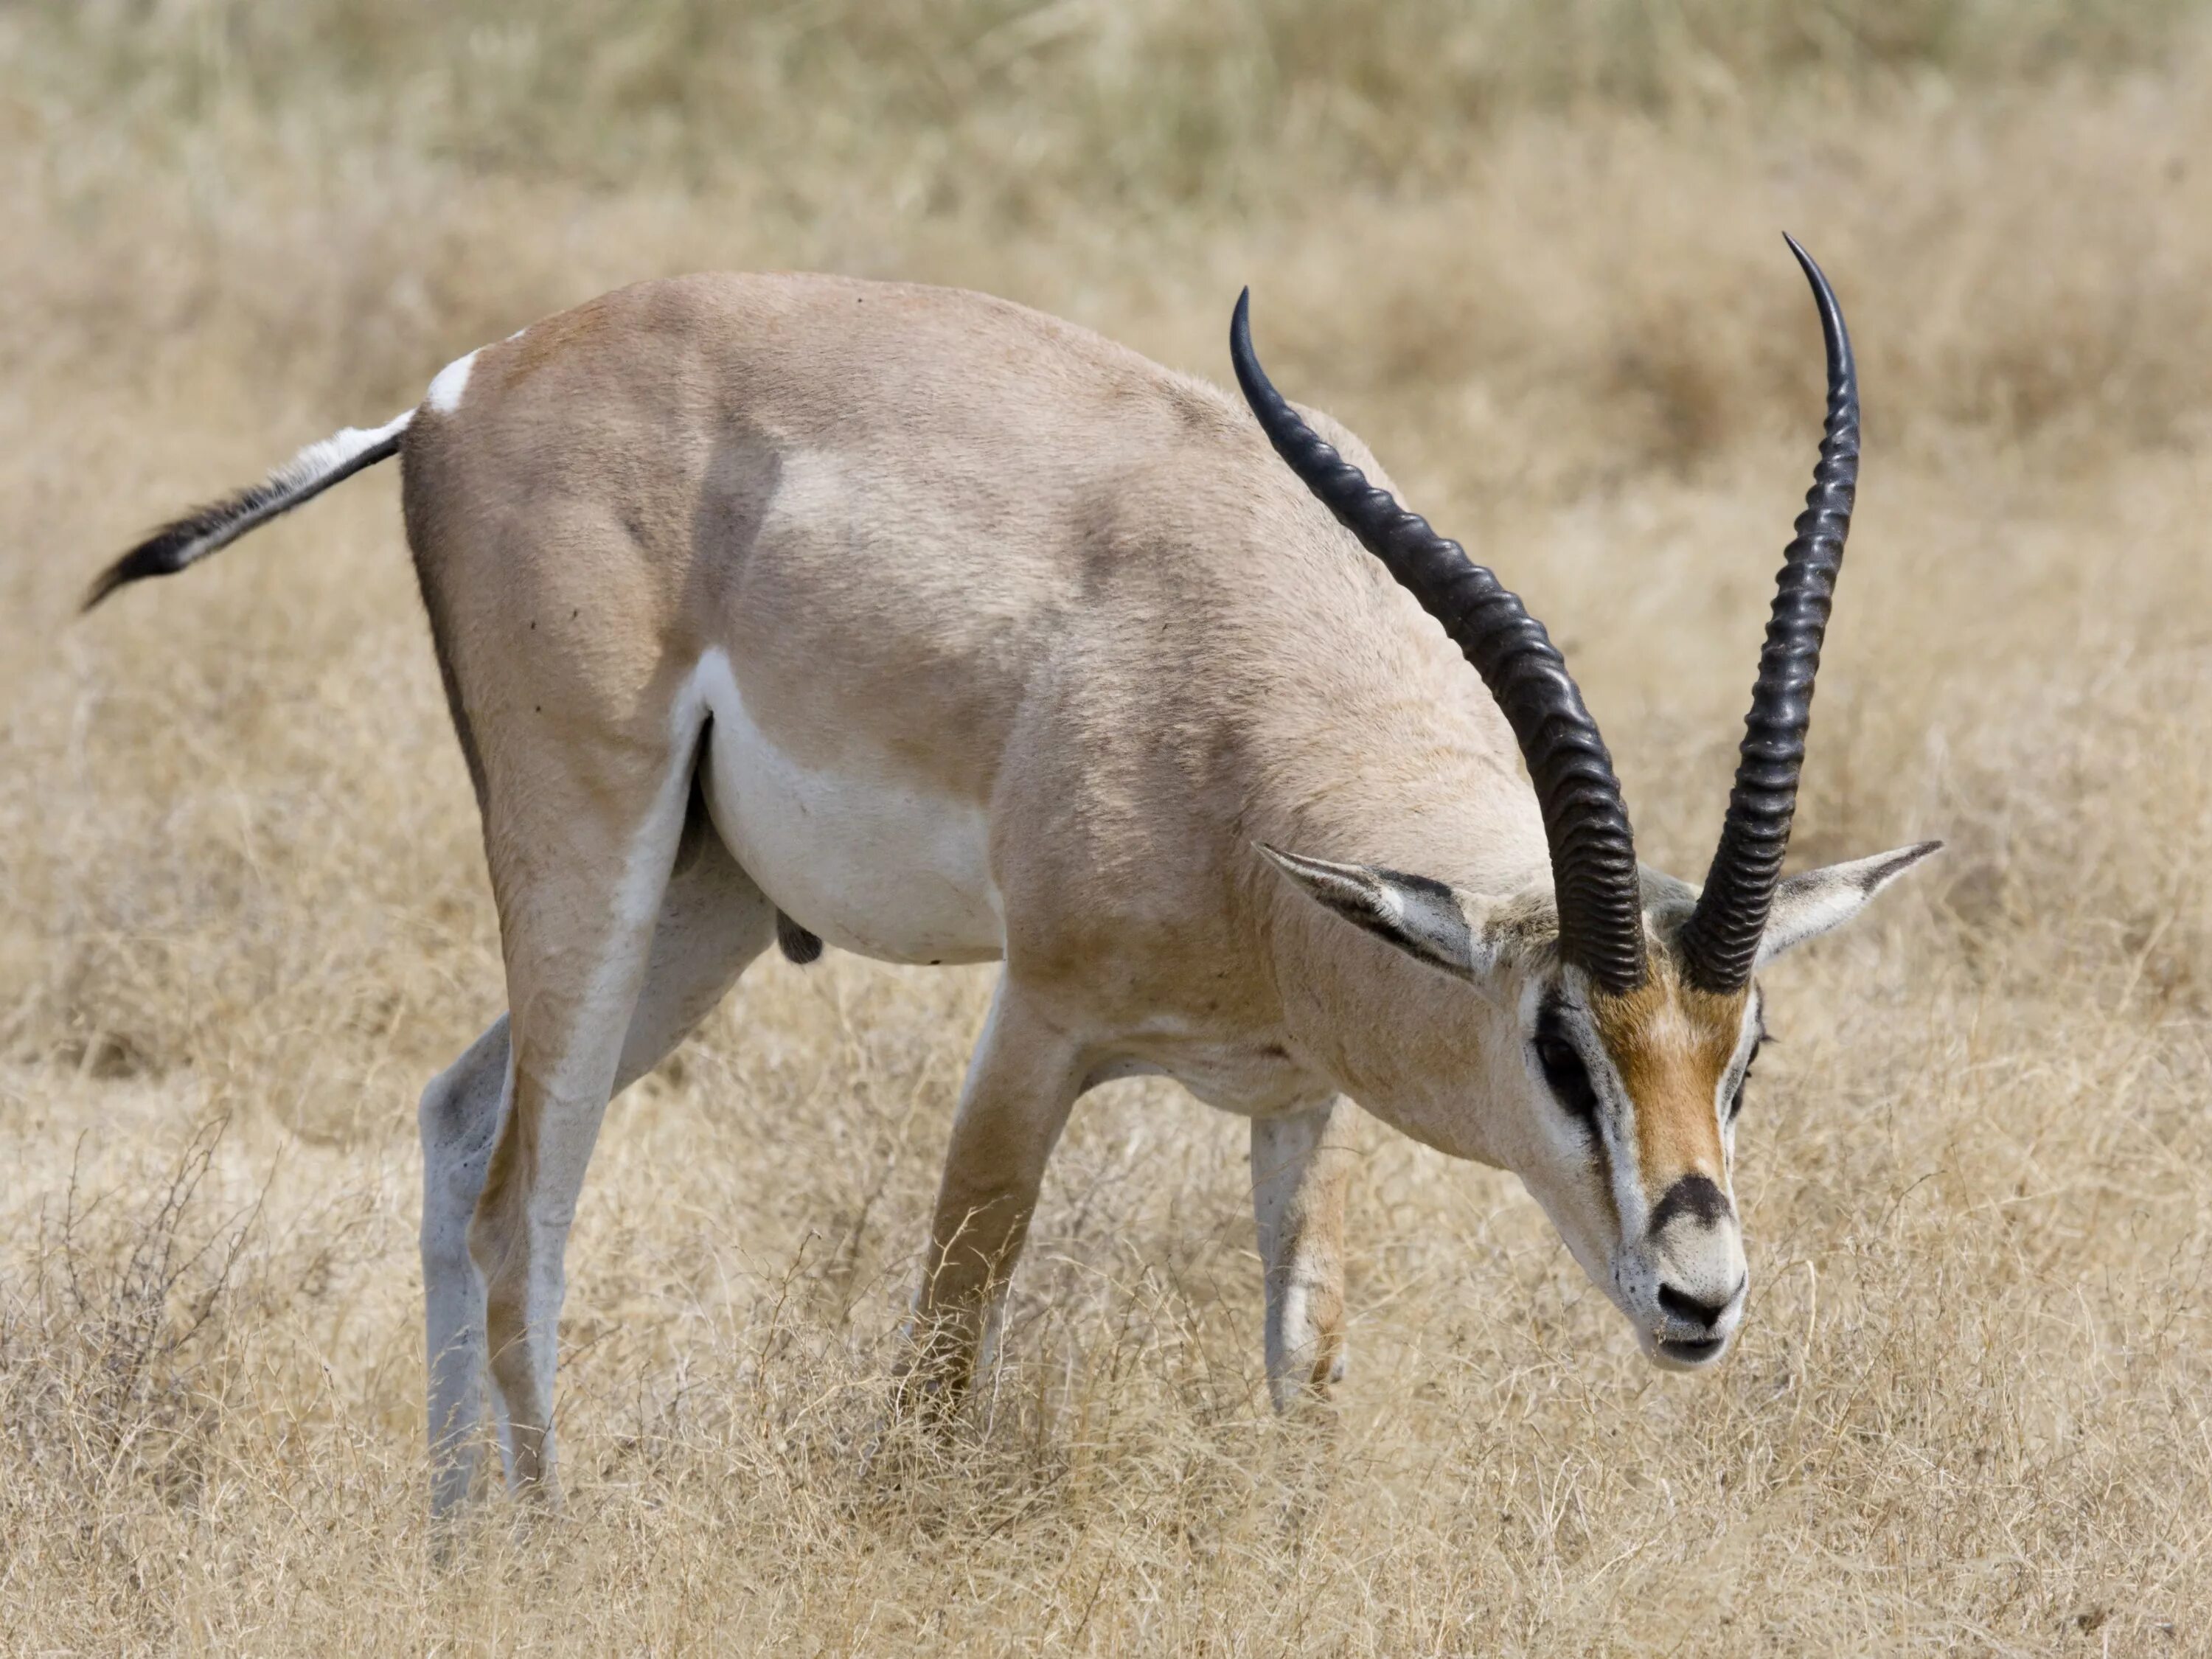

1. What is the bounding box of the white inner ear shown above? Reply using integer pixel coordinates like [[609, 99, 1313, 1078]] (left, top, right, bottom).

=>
[[1755, 841, 1941, 967], [1368, 875, 1481, 978], [1756, 877, 1873, 965], [1255, 843, 1530, 992]]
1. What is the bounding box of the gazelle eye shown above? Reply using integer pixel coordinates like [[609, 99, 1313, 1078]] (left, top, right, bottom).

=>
[[1534, 1006, 1600, 1126]]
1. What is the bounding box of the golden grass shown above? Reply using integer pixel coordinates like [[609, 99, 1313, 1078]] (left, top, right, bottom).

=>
[[4, 2, 2211, 1651]]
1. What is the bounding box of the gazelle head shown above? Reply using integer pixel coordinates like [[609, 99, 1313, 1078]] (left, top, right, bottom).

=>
[[1234, 239, 1941, 1370]]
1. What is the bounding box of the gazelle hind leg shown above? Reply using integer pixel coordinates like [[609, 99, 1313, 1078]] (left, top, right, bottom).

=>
[[420, 1016, 510, 1519], [462, 712, 773, 1500], [1251, 1099, 1357, 1411], [419, 781, 776, 1516]]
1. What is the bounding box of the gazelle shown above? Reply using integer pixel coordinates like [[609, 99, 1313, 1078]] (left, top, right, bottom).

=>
[[88, 239, 1936, 1515]]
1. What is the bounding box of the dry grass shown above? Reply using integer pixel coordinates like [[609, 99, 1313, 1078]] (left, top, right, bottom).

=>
[[4, 1, 2212, 1652]]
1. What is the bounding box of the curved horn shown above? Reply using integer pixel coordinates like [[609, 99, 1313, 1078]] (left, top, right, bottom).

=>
[[1678, 235, 1860, 994], [1231, 290, 1646, 995]]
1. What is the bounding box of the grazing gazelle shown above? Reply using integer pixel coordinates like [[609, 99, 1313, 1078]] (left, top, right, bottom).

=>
[[88, 238, 1935, 1515]]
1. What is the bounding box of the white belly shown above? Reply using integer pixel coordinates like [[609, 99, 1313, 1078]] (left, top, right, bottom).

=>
[[693, 651, 1004, 965]]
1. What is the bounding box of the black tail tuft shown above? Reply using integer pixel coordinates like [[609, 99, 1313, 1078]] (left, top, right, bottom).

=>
[[776, 912, 824, 965], [83, 425, 405, 613], [83, 489, 272, 611]]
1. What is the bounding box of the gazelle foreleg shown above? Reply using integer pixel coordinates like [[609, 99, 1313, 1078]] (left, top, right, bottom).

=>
[[1251, 1098, 1357, 1411], [906, 979, 1087, 1408], [419, 782, 776, 1516]]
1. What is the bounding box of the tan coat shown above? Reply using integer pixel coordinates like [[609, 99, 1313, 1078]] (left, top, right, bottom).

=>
[[92, 272, 1936, 1516]]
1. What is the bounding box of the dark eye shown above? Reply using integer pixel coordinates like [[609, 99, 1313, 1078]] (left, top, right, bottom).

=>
[[1534, 1007, 1600, 1126]]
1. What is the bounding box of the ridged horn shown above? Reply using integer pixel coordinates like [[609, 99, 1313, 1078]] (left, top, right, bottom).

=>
[[1231, 290, 1647, 995], [1678, 235, 1860, 994]]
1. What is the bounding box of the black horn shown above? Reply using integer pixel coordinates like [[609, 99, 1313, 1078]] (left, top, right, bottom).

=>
[[1231, 291, 1646, 995], [1677, 236, 1860, 995]]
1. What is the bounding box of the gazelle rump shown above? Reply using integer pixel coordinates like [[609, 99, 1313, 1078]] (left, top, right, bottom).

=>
[[86, 244, 1935, 1515]]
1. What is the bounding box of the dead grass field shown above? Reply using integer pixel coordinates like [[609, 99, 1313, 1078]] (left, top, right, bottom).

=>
[[4, 2, 2212, 1652]]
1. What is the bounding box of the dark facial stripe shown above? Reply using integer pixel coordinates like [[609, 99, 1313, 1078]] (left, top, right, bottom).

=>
[[1534, 993, 1601, 1133], [1649, 1173, 1731, 1236]]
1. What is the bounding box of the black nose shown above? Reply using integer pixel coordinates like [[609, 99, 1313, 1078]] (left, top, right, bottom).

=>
[[1657, 1279, 1742, 1329]]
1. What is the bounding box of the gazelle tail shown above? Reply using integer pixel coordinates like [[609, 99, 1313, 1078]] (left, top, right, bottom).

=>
[[83, 410, 412, 611]]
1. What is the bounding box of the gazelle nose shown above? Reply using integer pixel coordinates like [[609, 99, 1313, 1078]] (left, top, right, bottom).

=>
[[1657, 1278, 1743, 1330]]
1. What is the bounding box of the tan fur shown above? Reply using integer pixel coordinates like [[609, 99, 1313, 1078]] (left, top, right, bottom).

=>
[[330, 271, 1905, 1504], [1590, 970, 1745, 1191], [388, 274, 1565, 1495]]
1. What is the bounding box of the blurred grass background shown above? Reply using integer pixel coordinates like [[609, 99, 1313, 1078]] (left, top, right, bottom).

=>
[[3, 1, 2211, 1652]]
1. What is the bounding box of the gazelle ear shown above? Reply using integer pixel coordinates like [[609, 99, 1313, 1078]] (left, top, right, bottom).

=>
[[1257, 844, 1506, 981], [1755, 841, 1944, 968]]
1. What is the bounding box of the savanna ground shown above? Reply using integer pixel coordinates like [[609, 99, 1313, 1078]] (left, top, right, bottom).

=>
[[4, 1, 2211, 1651]]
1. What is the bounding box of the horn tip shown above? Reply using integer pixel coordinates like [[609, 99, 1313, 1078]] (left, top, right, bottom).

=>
[[1780, 231, 1826, 289], [1778, 232, 1852, 379]]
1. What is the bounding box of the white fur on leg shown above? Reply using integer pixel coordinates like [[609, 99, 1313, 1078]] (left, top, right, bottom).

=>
[[476, 710, 714, 1496], [1251, 1099, 1354, 1411], [420, 1018, 511, 1518], [427, 782, 774, 1518]]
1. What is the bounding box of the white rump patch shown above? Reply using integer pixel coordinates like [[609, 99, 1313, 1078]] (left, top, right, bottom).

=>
[[426, 349, 480, 416]]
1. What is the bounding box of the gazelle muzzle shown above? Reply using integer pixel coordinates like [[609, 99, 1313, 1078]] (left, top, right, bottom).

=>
[[1611, 1172, 1748, 1368]]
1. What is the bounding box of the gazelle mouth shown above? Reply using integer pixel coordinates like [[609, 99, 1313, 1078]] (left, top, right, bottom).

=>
[[1655, 1335, 1728, 1366]]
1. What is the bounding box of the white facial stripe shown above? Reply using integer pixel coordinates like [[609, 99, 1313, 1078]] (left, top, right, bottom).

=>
[[1542, 987, 1659, 1319], [426, 349, 480, 416], [1714, 988, 1765, 1129], [1590, 1024, 1650, 1238]]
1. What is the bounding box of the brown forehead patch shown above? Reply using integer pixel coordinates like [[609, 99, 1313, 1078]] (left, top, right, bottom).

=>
[[1587, 964, 1747, 1187]]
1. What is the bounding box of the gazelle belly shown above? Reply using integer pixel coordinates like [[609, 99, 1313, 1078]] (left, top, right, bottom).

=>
[[692, 652, 1004, 966]]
